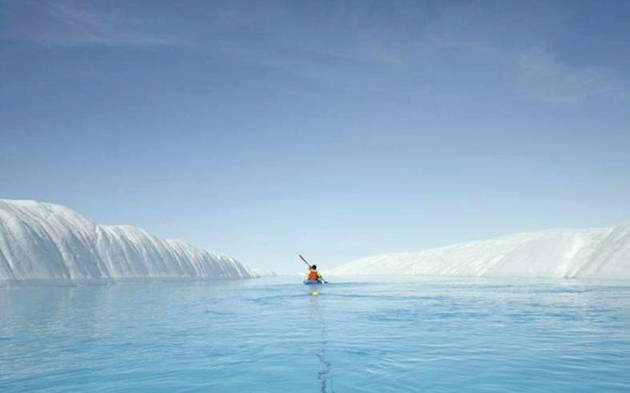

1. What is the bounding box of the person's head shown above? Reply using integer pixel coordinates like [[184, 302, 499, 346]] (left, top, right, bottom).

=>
[[311, 265, 317, 270]]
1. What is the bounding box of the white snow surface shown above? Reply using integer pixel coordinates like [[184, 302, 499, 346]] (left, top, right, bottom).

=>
[[0, 200, 256, 281], [331, 223, 630, 279], [248, 267, 278, 277]]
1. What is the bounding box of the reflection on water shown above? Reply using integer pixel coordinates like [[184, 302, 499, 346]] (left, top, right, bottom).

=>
[[310, 296, 335, 393], [1, 276, 630, 393]]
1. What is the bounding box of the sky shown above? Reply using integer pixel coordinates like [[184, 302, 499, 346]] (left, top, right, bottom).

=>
[[1, 0, 629, 272]]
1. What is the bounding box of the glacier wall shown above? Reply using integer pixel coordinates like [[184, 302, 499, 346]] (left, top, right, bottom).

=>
[[0, 200, 255, 281], [331, 223, 630, 279]]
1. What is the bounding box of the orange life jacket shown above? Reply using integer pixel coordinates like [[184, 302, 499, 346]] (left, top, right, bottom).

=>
[[307, 270, 319, 281]]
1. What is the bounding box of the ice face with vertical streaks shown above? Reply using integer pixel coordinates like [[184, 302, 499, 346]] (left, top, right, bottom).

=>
[[331, 223, 630, 279], [0, 200, 256, 281]]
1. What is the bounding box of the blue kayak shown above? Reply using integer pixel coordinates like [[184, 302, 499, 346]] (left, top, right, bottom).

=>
[[303, 279, 323, 285]]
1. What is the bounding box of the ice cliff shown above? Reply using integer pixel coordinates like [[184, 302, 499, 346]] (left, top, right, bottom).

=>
[[331, 223, 630, 279], [0, 200, 255, 281]]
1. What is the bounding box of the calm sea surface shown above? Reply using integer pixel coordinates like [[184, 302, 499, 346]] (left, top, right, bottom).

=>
[[1, 276, 629, 392]]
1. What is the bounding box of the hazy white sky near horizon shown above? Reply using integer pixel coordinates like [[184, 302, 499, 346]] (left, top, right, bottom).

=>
[[1, 1, 629, 272]]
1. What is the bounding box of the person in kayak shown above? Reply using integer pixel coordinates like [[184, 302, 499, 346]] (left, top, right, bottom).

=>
[[307, 265, 323, 282]]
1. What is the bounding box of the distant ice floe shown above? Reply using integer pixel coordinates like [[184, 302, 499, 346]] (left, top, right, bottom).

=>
[[247, 267, 278, 277], [331, 223, 630, 279], [0, 199, 256, 281]]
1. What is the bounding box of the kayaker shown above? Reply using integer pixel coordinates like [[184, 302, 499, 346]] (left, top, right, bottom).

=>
[[307, 265, 323, 282]]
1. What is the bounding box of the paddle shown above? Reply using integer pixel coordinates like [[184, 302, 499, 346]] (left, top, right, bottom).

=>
[[299, 254, 311, 268], [299, 254, 328, 283]]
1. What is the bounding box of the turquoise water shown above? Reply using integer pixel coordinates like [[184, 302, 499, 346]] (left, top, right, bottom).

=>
[[1, 276, 630, 392]]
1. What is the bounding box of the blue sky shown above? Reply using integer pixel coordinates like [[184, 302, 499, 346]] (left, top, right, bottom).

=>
[[1, 0, 629, 272]]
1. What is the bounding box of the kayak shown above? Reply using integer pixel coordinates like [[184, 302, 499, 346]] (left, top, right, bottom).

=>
[[303, 279, 323, 285]]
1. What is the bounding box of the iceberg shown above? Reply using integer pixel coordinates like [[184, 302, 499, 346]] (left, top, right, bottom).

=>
[[0, 200, 256, 281], [331, 223, 630, 279]]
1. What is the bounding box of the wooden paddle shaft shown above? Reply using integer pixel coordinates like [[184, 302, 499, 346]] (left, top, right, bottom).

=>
[[298, 254, 311, 268]]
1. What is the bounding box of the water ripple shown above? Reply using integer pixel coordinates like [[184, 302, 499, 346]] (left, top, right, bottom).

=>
[[1, 277, 629, 392]]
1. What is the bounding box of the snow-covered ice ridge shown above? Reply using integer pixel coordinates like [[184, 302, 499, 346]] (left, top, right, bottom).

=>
[[332, 223, 630, 279], [0, 200, 256, 281]]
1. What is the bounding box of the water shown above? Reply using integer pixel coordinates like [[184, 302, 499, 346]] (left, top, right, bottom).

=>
[[1, 276, 630, 392]]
